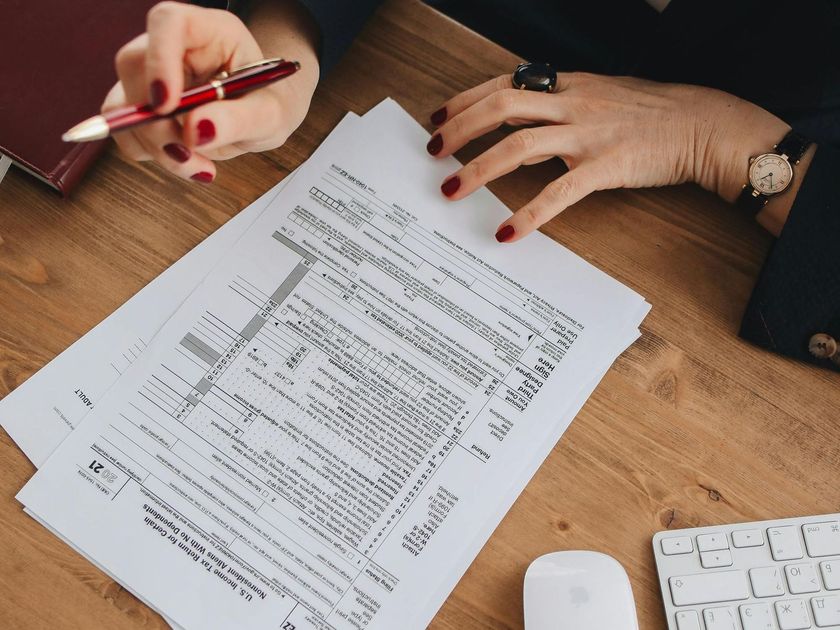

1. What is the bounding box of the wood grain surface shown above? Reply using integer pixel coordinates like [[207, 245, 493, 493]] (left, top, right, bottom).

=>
[[1, 1, 837, 628]]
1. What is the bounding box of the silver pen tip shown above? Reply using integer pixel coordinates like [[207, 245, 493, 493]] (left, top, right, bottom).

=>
[[62, 115, 109, 143]]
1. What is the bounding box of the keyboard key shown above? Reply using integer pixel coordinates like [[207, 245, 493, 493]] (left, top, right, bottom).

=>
[[812, 595, 840, 627], [704, 606, 738, 630], [740, 602, 774, 630], [803, 522, 840, 558], [669, 570, 750, 606], [698, 533, 730, 552], [702, 549, 734, 569], [675, 610, 702, 630], [733, 529, 765, 548], [770, 526, 805, 561], [786, 563, 821, 594], [751, 566, 786, 597], [821, 561, 840, 590], [662, 536, 694, 555], [775, 599, 812, 629]]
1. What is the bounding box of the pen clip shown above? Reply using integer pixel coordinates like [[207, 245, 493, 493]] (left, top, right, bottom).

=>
[[214, 57, 286, 80]]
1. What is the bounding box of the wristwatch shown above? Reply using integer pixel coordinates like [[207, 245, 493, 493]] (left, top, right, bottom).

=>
[[737, 130, 811, 214]]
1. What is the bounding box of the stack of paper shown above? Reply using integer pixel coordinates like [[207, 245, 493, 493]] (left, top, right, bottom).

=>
[[1, 100, 649, 630]]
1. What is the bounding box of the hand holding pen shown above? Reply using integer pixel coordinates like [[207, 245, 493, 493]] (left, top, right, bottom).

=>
[[81, 2, 319, 183]]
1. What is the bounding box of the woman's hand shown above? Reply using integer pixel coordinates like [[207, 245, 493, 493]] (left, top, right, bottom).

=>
[[102, 1, 319, 183], [428, 73, 793, 242]]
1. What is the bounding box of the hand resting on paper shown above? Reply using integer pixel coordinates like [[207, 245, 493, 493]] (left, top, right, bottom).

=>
[[101, 1, 320, 183], [427, 73, 815, 242]]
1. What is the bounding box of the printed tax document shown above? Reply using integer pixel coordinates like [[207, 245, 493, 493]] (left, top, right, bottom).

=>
[[18, 100, 648, 629], [3, 116, 348, 630], [0, 114, 355, 467], [0, 182, 286, 467], [6, 176, 303, 630]]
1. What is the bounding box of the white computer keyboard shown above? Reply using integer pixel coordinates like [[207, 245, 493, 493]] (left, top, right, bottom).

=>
[[653, 513, 840, 630]]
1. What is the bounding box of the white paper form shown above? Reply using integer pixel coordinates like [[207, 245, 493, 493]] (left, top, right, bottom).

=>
[[8, 178, 307, 630], [8, 116, 362, 630], [19, 101, 648, 630], [0, 115, 358, 467], [0, 183, 279, 467]]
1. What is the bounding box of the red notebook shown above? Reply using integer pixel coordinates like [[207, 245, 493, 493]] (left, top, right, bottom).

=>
[[0, 0, 158, 196]]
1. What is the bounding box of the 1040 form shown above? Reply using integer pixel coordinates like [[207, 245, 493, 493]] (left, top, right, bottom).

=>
[[17, 102, 648, 629]]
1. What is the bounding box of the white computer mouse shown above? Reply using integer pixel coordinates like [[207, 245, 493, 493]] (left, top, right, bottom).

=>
[[523, 550, 639, 630]]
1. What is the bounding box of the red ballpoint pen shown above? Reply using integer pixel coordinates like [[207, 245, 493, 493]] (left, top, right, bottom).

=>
[[62, 58, 300, 143]]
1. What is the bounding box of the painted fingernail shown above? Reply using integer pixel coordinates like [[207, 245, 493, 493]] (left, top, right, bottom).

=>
[[441, 175, 460, 197], [191, 171, 213, 183], [426, 133, 443, 156], [163, 143, 191, 163], [196, 119, 216, 146], [150, 80, 167, 108], [495, 225, 515, 243], [430, 107, 447, 126]]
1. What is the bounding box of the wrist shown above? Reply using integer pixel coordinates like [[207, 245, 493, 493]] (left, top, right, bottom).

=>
[[685, 88, 791, 204], [707, 112, 791, 204], [247, 0, 320, 86], [245, 0, 320, 127], [754, 143, 817, 237]]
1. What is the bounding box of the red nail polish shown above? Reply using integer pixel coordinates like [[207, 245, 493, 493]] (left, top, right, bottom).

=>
[[495, 225, 515, 243], [426, 134, 443, 156], [441, 175, 460, 197], [430, 107, 447, 126], [150, 80, 167, 108], [191, 171, 213, 183], [164, 143, 191, 163], [196, 119, 215, 146]]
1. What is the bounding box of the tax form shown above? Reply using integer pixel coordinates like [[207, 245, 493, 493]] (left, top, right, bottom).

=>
[[0, 114, 355, 467], [18, 101, 648, 629], [0, 181, 285, 466]]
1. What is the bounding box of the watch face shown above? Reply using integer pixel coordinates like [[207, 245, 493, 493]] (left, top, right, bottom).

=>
[[749, 153, 793, 195]]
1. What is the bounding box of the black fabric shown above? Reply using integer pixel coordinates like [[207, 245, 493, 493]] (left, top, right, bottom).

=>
[[293, 0, 381, 75], [192, 0, 230, 9], [639, 1, 840, 147], [288, 0, 840, 371], [234, 0, 380, 75], [426, 0, 840, 145], [739, 145, 840, 369], [426, 0, 660, 75], [426, 0, 840, 372]]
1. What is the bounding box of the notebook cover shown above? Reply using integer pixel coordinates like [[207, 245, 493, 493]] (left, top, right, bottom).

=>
[[0, 0, 159, 196]]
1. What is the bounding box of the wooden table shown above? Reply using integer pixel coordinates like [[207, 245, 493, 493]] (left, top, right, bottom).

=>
[[1, 1, 837, 628]]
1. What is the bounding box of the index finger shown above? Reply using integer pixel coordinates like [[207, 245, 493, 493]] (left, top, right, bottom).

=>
[[431, 75, 511, 126]]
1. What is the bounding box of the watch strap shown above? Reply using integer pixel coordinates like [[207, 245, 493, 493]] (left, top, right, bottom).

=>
[[775, 130, 811, 164], [737, 185, 770, 214]]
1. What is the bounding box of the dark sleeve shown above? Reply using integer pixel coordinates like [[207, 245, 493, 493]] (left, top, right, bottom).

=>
[[295, 0, 384, 75], [739, 144, 840, 372]]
